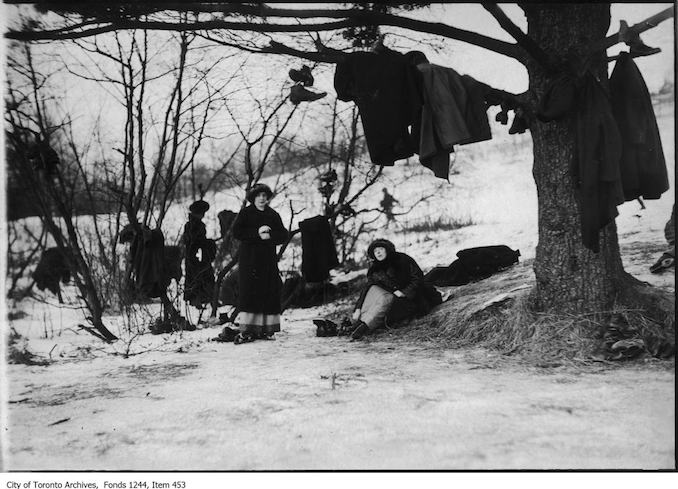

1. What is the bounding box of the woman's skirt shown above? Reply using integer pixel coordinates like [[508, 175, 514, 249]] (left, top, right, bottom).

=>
[[235, 311, 281, 337], [359, 285, 395, 330]]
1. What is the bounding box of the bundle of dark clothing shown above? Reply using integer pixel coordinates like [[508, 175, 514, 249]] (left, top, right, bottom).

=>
[[334, 48, 491, 180], [120, 225, 177, 300], [537, 54, 669, 252], [182, 216, 216, 306], [299, 215, 339, 283], [279, 271, 367, 310], [218, 209, 238, 255], [424, 245, 520, 286], [27, 139, 60, 178], [33, 247, 71, 301]]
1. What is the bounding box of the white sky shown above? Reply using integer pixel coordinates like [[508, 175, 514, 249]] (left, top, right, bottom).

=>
[[407, 3, 674, 93]]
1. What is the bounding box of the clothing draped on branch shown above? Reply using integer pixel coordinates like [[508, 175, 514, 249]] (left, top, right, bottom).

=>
[[412, 64, 492, 179], [572, 73, 625, 253], [333, 48, 492, 181], [334, 46, 668, 252], [334, 49, 421, 167], [609, 52, 669, 202], [538, 54, 668, 252]]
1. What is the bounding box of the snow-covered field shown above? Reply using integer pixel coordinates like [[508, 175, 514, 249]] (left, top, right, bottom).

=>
[[2, 100, 675, 471]]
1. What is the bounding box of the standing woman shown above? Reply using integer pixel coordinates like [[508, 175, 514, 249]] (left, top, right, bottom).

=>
[[232, 183, 289, 343]]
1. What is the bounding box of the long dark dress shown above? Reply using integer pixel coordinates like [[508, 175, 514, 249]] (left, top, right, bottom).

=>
[[232, 204, 288, 335]]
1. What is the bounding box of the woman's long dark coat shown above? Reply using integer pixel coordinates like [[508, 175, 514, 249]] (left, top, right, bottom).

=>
[[232, 205, 288, 314]]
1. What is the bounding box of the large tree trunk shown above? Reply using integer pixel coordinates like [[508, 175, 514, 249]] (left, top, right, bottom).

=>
[[525, 4, 629, 315]]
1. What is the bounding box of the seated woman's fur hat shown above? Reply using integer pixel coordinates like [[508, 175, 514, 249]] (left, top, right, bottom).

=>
[[367, 239, 396, 260]]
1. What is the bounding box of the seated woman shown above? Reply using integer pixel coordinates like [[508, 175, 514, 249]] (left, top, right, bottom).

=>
[[350, 239, 441, 340]]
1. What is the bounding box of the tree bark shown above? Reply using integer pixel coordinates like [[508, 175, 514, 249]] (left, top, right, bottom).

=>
[[525, 4, 627, 315]]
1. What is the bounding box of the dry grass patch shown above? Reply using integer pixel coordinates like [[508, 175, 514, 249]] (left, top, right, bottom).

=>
[[396, 260, 675, 366]]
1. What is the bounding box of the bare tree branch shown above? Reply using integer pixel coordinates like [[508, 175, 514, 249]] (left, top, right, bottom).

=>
[[7, 3, 672, 73], [482, 3, 557, 71], [5, 3, 519, 59], [595, 6, 674, 54]]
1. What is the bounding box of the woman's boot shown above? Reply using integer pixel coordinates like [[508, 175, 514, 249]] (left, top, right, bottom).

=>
[[350, 321, 369, 340]]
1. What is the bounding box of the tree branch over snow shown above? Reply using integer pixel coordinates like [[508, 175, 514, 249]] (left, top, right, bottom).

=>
[[259, 41, 347, 64], [594, 6, 674, 53], [5, 2, 520, 59], [482, 3, 557, 70], [7, 2, 673, 71], [7, 3, 673, 73]]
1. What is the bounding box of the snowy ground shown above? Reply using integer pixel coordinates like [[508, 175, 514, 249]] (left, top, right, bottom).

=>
[[3, 101, 675, 470], [5, 323, 675, 470]]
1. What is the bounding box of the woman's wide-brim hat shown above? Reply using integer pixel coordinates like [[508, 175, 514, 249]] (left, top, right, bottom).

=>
[[189, 200, 210, 215], [367, 238, 396, 259], [246, 183, 274, 203]]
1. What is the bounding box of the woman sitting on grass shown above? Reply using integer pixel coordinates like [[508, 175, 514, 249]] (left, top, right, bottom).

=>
[[350, 239, 441, 340]]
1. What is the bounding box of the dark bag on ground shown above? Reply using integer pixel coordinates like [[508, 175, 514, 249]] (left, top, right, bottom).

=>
[[424, 245, 520, 286]]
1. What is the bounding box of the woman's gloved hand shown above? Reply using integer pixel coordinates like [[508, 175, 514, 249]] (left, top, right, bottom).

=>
[[393, 290, 405, 298]]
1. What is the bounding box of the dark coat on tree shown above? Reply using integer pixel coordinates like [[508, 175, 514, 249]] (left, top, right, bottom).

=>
[[356, 239, 441, 325], [217, 209, 238, 256], [609, 52, 669, 201], [232, 204, 288, 314], [182, 216, 216, 306], [573, 73, 625, 253], [334, 49, 421, 166]]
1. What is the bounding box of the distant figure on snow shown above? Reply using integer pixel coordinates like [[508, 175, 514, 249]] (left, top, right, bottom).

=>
[[380, 187, 399, 227]]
